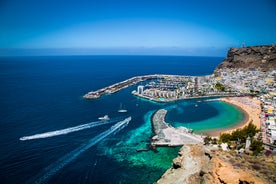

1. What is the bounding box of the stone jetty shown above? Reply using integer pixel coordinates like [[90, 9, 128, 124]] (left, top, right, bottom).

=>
[[83, 74, 165, 99], [151, 109, 203, 146]]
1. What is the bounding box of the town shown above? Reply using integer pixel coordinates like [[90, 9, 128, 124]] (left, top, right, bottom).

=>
[[131, 68, 276, 145]]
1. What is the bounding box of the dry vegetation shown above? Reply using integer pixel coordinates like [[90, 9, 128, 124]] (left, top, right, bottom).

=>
[[216, 150, 276, 183]]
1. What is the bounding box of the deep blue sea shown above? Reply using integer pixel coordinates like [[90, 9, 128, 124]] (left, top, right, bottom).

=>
[[0, 55, 245, 184]]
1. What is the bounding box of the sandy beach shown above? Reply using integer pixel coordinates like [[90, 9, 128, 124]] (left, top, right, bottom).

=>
[[206, 96, 261, 137]]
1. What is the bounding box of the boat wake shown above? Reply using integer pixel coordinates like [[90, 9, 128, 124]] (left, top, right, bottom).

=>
[[32, 117, 131, 184], [20, 117, 124, 141]]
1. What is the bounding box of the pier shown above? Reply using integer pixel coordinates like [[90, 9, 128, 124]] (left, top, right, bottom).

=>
[[151, 109, 203, 146], [83, 74, 166, 99], [151, 109, 170, 134]]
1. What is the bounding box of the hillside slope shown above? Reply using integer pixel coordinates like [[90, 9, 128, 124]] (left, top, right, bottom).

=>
[[216, 45, 276, 72]]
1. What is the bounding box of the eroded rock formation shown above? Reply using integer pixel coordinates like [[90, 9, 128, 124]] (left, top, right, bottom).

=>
[[156, 145, 269, 184], [215, 45, 276, 72]]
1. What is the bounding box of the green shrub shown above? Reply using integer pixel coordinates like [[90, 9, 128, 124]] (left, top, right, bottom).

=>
[[250, 140, 263, 155], [203, 136, 212, 145], [219, 121, 259, 145]]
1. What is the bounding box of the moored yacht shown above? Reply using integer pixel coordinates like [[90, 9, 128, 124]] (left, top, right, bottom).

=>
[[118, 103, 127, 113]]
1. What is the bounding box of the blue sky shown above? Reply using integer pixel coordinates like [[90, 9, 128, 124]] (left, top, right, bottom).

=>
[[0, 0, 276, 56]]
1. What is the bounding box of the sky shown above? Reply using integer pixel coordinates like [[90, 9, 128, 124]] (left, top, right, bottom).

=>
[[0, 0, 276, 56]]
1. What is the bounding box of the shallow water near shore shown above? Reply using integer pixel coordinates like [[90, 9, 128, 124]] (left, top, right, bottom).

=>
[[165, 100, 246, 134], [0, 55, 246, 183]]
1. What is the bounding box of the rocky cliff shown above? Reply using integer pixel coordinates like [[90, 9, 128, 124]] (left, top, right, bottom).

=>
[[156, 145, 273, 184], [215, 45, 276, 72]]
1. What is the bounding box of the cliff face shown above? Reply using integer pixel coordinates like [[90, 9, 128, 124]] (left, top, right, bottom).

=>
[[216, 45, 276, 72], [156, 145, 270, 184]]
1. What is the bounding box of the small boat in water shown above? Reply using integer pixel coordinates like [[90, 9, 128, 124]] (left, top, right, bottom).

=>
[[98, 115, 110, 120], [118, 109, 127, 113], [118, 103, 127, 113]]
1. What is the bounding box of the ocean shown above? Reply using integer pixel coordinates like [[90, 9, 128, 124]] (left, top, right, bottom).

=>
[[0, 55, 245, 183]]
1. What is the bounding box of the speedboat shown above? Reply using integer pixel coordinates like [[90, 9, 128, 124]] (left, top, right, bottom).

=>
[[98, 115, 110, 120]]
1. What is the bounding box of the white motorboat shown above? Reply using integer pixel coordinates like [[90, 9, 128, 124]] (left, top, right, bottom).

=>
[[98, 115, 110, 120]]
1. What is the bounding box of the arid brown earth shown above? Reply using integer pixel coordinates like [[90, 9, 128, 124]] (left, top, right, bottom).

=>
[[215, 45, 276, 73], [156, 145, 276, 184]]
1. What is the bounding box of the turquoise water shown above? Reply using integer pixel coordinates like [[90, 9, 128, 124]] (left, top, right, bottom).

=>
[[99, 111, 180, 167], [165, 100, 245, 134], [159, 98, 165, 101], [96, 99, 246, 183], [97, 110, 181, 183]]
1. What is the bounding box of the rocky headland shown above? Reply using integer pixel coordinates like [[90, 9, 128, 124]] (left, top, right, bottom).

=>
[[215, 45, 276, 73], [156, 144, 275, 184]]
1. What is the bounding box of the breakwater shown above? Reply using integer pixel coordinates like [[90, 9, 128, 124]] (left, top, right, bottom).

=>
[[151, 109, 170, 134], [151, 109, 203, 146], [83, 74, 163, 99]]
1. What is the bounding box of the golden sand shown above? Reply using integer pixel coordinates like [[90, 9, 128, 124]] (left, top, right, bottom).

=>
[[206, 96, 261, 137], [220, 96, 261, 133]]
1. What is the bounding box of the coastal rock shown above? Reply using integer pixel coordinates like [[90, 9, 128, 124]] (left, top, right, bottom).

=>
[[156, 145, 211, 184], [157, 145, 269, 184], [215, 45, 276, 73], [211, 156, 268, 184], [172, 157, 182, 169]]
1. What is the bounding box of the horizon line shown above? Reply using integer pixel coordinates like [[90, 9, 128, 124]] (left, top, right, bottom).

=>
[[0, 47, 228, 57]]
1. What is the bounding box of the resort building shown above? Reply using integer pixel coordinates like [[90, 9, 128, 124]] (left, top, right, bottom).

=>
[[137, 85, 144, 95]]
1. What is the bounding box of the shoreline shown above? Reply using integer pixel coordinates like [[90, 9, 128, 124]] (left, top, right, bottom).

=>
[[132, 90, 237, 103], [205, 97, 261, 137]]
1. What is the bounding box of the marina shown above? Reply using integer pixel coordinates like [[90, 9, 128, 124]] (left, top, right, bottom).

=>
[[84, 73, 239, 103], [83, 74, 164, 99]]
